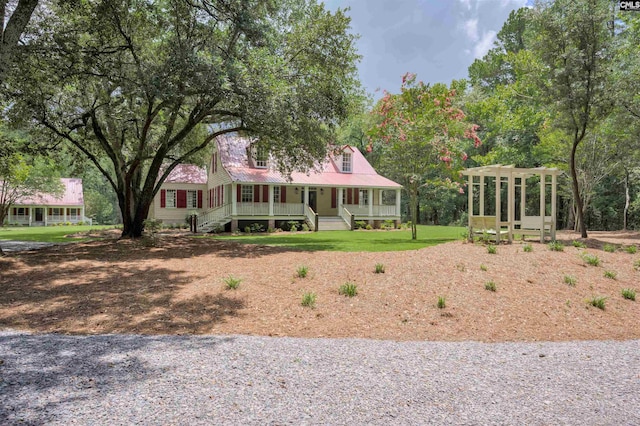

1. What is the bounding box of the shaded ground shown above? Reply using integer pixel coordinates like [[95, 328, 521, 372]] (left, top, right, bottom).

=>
[[1, 230, 639, 341]]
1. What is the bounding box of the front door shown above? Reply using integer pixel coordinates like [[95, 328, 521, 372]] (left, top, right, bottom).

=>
[[35, 208, 44, 222], [309, 190, 317, 212]]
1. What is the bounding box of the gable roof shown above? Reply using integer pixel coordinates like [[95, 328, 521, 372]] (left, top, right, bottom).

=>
[[164, 164, 208, 184], [216, 134, 401, 189], [15, 178, 84, 206]]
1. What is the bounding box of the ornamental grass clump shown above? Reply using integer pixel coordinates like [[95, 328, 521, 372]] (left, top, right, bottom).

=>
[[603, 244, 617, 253], [621, 288, 636, 301], [296, 265, 309, 278], [625, 245, 637, 254], [484, 281, 497, 292], [588, 296, 607, 310], [523, 243, 533, 253], [487, 244, 497, 254], [301, 292, 317, 307], [224, 276, 241, 290], [603, 270, 617, 280], [563, 275, 577, 287], [338, 282, 358, 297], [375, 263, 385, 274], [437, 296, 446, 309], [581, 253, 601, 267], [548, 241, 564, 252], [572, 240, 586, 248]]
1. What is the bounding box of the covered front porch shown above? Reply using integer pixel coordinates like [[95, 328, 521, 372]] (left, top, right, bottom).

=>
[[197, 183, 402, 232], [6, 206, 90, 226]]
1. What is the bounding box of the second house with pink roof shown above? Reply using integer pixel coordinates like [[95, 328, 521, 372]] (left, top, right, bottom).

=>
[[149, 134, 403, 231]]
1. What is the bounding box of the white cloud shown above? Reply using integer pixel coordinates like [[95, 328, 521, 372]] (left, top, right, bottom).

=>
[[458, 0, 473, 11], [473, 30, 497, 58], [463, 18, 479, 42]]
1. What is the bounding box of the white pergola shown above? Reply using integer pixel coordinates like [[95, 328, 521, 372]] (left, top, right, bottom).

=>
[[462, 164, 562, 243]]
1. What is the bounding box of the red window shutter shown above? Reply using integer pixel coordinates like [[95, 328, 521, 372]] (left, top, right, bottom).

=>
[[354, 188, 359, 205], [220, 186, 224, 206], [263, 185, 269, 203], [161, 189, 166, 208], [236, 184, 242, 202], [254, 185, 260, 203], [198, 190, 203, 208], [281, 186, 286, 203], [12, 207, 16, 215], [177, 190, 187, 208], [25, 208, 29, 215], [347, 188, 352, 204], [48, 208, 52, 215], [331, 188, 337, 208]]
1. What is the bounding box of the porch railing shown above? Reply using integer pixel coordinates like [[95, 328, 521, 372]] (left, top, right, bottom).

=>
[[342, 204, 398, 216], [272, 203, 305, 216], [304, 204, 318, 231], [339, 206, 353, 230], [197, 204, 232, 229]]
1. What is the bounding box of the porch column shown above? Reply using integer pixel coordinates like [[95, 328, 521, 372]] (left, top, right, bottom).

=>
[[467, 174, 473, 230], [495, 170, 501, 244], [338, 188, 344, 209], [507, 174, 514, 242], [81, 206, 85, 224], [29, 208, 32, 226], [395, 189, 401, 217], [45, 207, 48, 226], [7, 208, 11, 224], [539, 172, 546, 243], [268, 185, 274, 216], [551, 174, 557, 240], [368, 188, 373, 217], [231, 183, 237, 215], [479, 175, 485, 216], [63, 207, 67, 223], [303, 186, 309, 206]]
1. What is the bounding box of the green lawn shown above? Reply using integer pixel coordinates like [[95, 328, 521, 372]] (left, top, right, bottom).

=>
[[0, 225, 117, 243], [208, 225, 466, 252]]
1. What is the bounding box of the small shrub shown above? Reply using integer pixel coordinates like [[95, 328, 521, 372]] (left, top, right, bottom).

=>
[[287, 220, 299, 232], [374, 263, 385, 274], [290, 224, 298, 232], [548, 241, 564, 252], [244, 226, 251, 234], [437, 296, 446, 309], [301, 292, 317, 307], [572, 240, 587, 248], [354, 220, 367, 230], [624, 245, 637, 254], [634, 259, 640, 271], [621, 288, 636, 301], [588, 296, 607, 310], [301, 223, 310, 232], [339, 282, 358, 297], [603, 244, 617, 253], [487, 244, 497, 254], [523, 243, 533, 253], [296, 265, 309, 278], [581, 253, 601, 267], [365, 224, 373, 230], [224, 276, 241, 290], [563, 275, 577, 286], [267, 227, 275, 233], [484, 281, 497, 292], [250, 223, 265, 233], [480, 264, 487, 272], [603, 270, 617, 280]]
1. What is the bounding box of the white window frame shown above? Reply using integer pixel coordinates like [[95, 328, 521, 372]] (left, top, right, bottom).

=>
[[187, 190, 198, 209], [359, 189, 368, 206], [255, 145, 268, 168], [342, 189, 347, 205], [273, 186, 281, 203], [16, 207, 28, 216], [342, 152, 352, 173], [241, 185, 253, 203], [166, 189, 177, 208]]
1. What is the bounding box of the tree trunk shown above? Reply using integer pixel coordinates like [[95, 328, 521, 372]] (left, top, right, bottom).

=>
[[119, 186, 153, 238], [623, 169, 630, 231], [570, 140, 588, 238]]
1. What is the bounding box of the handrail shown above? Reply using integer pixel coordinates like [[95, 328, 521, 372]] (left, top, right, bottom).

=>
[[197, 204, 232, 229], [339, 206, 353, 230], [304, 204, 318, 231]]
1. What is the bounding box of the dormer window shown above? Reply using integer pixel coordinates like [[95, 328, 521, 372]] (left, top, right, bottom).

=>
[[342, 152, 352, 173], [251, 144, 268, 168]]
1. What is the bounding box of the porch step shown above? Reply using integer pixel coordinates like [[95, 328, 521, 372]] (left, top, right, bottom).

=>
[[317, 216, 350, 231]]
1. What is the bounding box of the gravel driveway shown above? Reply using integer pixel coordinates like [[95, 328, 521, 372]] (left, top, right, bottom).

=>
[[1, 331, 638, 425]]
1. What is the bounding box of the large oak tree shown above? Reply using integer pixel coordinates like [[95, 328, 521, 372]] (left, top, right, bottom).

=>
[[10, 0, 360, 237]]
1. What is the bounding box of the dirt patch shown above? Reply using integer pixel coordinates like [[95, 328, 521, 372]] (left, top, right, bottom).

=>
[[1, 231, 639, 342]]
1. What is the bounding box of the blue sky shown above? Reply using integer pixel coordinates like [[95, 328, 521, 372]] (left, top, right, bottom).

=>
[[323, 0, 533, 98]]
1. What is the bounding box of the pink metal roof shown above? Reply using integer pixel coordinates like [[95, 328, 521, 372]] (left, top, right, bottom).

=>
[[216, 134, 402, 189], [15, 178, 84, 206], [164, 164, 208, 184]]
